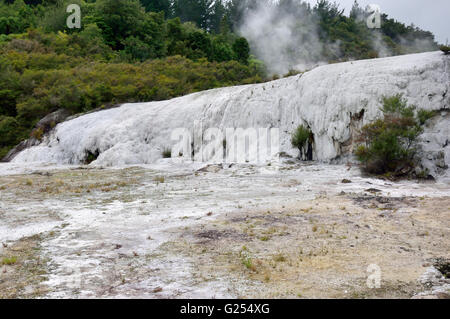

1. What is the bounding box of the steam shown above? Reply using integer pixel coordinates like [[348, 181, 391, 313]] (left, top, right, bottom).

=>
[[238, 1, 337, 75], [352, 7, 393, 58], [237, 0, 438, 75]]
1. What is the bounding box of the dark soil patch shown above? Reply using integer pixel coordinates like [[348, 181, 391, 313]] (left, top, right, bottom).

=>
[[433, 258, 450, 278], [351, 195, 417, 210], [195, 230, 248, 243]]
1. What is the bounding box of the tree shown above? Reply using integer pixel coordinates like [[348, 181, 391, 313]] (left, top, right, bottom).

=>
[[232, 37, 249, 64], [95, 0, 146, 49], [140, 0, 172, 17], [208, 0, 226, 33], [123, 36, 154, 60], [137, 11, 167, 58], [172, 0, 213, 30], [349, 0, 364, 20], [0, 116, 18, 143], [210, 38, 234, 62], [186, 29, 211, 59], [355, 94, 423, 176], [218, 15, 230, 35]]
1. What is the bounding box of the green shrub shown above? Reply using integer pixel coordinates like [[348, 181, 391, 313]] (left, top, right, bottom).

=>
[[0, 36, 264, 159], [291, 125, 312, 160], [0, 116, 20, 146], [355, 94, 423, 176], [31, 127, 44, 141], [232, 37, 250, 65], [284, 69, 301, 78], [162, 147, 172, 159], [84, 149, 100, 165], [440, 45, 450, 55], [417, 109, 436, 125]]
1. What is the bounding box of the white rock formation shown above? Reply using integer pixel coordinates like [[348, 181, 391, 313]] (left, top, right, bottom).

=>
[[12, 52, 450, 176]]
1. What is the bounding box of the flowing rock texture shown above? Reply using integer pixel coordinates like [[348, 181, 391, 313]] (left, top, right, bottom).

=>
[[11, 52, 450, 177]]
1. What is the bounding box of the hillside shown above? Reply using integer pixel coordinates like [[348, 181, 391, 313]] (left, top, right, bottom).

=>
[[10, 51, 450, 180], [0, 0, 442, 159]]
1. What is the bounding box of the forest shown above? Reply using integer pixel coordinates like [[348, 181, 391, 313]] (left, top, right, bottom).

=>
[[0, 0, 440, 159]]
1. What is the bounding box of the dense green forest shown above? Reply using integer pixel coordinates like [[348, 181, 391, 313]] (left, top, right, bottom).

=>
[[0, 0, 440, 159]]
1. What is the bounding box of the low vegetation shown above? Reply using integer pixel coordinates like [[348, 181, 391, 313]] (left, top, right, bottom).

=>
[[0, 0, 264, 160], [161, 147, 172, 159], [1, 256, 18, 265], [291, 125, 313, 160], [0, 235, 49, 298], [417, 109, 436, 125], [355, 94, 431, 177], [154, 176, 165, 184], [0, 0, 442, 160], [440, 45, 450, 55]]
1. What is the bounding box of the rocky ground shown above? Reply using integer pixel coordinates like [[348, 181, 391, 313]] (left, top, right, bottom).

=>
[[0, 161, 449, 299]]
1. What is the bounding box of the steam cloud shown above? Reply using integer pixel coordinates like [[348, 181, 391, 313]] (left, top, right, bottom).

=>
[[238, 1, 335, 75], [237, 1, 437, 76]]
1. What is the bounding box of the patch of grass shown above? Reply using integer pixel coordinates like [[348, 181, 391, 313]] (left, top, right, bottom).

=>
[[273, 253, 287, 263], [241, 255, 258, 272], [263, 227, 278, 235], [1, 256, 17, 265], [240, 246, 257, 272], [154, 176, 165, 183], [54, 179, 65, 187], [242, 256, 255, 271], [0, 234, 49, 298]]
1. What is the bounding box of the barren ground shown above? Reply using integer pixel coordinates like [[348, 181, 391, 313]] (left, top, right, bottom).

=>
[[0, 162, 449, 298]]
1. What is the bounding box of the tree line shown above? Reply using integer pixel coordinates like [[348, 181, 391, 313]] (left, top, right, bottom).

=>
[[0, 0, 440, 160], [0, 0, 261, 159]]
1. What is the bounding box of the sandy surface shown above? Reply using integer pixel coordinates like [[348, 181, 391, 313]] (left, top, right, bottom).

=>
[[0, 161, 449, 298]]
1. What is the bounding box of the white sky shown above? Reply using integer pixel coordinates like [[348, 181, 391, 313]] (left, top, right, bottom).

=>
[[303, 0, 450, 44]]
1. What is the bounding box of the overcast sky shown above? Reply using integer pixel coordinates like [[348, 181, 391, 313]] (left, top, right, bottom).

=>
[[303, 0, 449, 44]]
